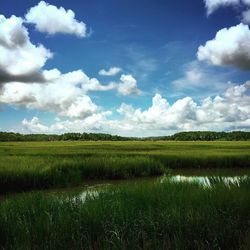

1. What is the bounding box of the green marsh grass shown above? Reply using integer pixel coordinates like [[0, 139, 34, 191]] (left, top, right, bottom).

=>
[[0, 141, 249, 192], [0, 179, 250, 249], [0, 156, 164, 193]]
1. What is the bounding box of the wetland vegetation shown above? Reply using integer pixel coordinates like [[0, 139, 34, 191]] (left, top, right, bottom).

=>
[[0, 140, 250, 249], [0, 178, 250, 249], [0, 141, 250, 192]]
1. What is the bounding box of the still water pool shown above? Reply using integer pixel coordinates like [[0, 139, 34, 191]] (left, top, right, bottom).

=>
[[43, 168, 250, 201]]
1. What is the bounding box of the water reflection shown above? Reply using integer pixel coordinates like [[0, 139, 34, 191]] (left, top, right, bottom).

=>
[[61, 171, 250, 201], [163, 175, 249, 187], [72, 175, 249, 202], [72, 188, 100, 202], [2, 169, 248, 202]]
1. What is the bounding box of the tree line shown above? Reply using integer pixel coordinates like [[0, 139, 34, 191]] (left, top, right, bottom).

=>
[[163, 131, 250, 141], [0, 132, 134, 142], [0, 131, 249, 142]]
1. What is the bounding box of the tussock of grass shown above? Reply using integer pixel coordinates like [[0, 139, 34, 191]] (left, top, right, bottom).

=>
[[0, 179, 250, 249]]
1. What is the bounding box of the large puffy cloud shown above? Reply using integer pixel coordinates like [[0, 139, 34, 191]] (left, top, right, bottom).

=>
[[98, 67, 122, 76], [0, 3, 88, 85], [197, 24, 250, 70], [20, 82, 250, 136], [196, 83, 250, 124], [25, 1, 87, 37], [0, 81, 98, 119], [0, 70, 140, 118], [117, 95, 198, 131], [0, 14, 52, 84], [0, 70, 101, 118], [204, 0, 240, 15]]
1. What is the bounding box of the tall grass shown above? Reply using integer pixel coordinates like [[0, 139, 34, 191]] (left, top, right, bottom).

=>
[[0, 156, 165, 193], [0, 141, 249, 192], [0, 179, 250, 249]]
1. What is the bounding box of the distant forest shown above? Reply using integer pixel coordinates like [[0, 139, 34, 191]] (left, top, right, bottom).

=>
[[0, 131, 250, 141]]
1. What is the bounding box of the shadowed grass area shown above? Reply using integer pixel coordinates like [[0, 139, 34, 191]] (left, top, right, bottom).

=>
[[0, 141, 249, 193], [0, 179, 250, 250]]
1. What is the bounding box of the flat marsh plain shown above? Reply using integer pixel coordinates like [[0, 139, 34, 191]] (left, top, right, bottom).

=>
[[0, 141, 250, 249]]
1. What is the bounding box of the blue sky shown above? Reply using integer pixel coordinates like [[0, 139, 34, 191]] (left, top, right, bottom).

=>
[[0, 0, 250, 136]]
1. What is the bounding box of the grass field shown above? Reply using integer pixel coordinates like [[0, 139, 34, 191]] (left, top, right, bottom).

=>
[[0, 141, 250, 192], [1, 178, 250, 250]]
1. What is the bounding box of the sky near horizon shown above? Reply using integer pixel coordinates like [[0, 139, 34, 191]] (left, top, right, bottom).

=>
[[0, 0, 250, 136]]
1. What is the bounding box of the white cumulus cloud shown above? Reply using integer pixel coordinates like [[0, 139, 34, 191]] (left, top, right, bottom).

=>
[[0, 14, 52, 84], [197, 23, 250, 70], [204, 0, 240, 15], [20, 81, 250, 136], [25, 1, 87, 37], [0, 70, 99, 118], [0, 70, 141, 118], [115, 81, 250, 135], [22, 117, 49, 133], [204, 0, 250, 18], [22, 112, 112, 134], [116, 74, 141, 96]]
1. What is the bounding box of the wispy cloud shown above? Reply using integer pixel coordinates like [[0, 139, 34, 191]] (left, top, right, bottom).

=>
[[124, 45, 158, 81], [98, 67, 122, 76]]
